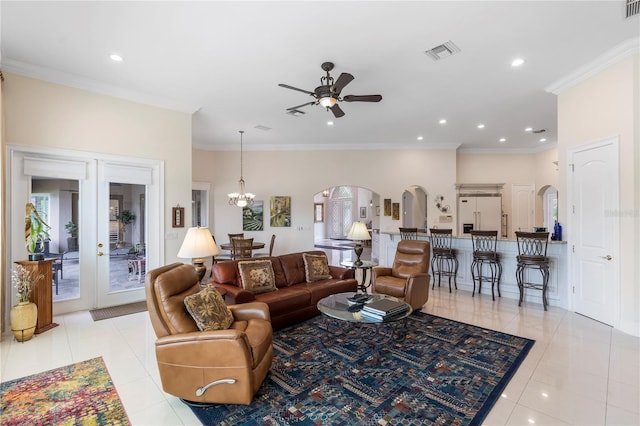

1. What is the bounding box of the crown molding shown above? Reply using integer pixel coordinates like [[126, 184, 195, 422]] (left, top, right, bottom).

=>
[[1, 59, 201, 114], [546, 37, 640, 95], [457, 142, 557, 155], [192, 141, 462, 152]]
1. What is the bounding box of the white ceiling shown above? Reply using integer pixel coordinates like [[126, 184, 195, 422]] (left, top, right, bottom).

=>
[[1, 1, 638, 152]]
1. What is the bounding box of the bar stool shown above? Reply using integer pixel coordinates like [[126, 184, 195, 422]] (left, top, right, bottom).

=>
[[399, 227, 418, 240], [470, 230, 502, 300], [515, 231, 550, 311], [429, 228, 458, 292]]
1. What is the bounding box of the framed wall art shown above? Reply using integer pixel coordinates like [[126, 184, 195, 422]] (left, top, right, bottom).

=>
[[172, 206, 184, 228], [270, 196, 291, 227], [359, 207, 367, 218], [243, 200, 264, 231], [314, 203, 324, 223], [392, 202, 400, 220], [384, 198, 391, 216]]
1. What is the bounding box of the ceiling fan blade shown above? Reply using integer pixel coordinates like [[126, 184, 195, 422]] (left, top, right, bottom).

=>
[[286, 101, 316, 111], [331, 73, 354, 95], [343, 94, 382, 102], [278, 83, 315, 96], [330, 103, 345, 118]]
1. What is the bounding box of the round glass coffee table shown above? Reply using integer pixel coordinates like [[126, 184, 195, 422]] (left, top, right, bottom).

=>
[[317, 292, 412, 362]]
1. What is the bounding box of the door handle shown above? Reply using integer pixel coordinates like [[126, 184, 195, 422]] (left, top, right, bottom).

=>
[[97, 251, 104, 256], [599, 255, 612, 261]]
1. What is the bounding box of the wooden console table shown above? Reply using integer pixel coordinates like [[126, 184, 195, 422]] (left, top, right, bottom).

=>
[[15, 260, 59, 334]]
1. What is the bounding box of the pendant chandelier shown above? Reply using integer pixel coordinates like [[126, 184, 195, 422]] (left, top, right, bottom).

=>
[[227, 130, 255, 207]]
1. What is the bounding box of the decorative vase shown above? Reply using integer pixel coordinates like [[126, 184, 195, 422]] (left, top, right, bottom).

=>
[[10, 301, 38, 342]]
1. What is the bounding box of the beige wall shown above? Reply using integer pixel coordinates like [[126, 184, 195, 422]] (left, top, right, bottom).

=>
[[193, 148, 458, 254], [456, 149, 559, 231], [2, 74, 193, 300], [557, 54, 639, 336]]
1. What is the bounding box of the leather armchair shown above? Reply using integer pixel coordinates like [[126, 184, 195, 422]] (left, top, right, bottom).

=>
[[145, 263, 273, 405], [371, 240, 431, 311]]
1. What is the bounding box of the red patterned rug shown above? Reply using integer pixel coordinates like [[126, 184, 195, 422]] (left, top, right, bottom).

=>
[[0, 357, 130, 425]]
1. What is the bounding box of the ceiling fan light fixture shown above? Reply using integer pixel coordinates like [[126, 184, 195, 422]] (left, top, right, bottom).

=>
[[319, 96, 337, 108]]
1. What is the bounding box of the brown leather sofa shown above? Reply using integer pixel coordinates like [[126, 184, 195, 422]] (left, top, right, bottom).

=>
[[210, 251, 357, 330], [371, 240, 431, 311], [145, 262, 273, 405]]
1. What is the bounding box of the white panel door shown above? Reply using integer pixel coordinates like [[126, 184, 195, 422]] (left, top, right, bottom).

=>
[[511, 184, 535, 233], [571, 140, 618, 326]]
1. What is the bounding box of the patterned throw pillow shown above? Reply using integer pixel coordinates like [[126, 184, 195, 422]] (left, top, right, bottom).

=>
[[238, 260, 277, 294], [184, 287, 233, 331], [303, 253, 332, 282]]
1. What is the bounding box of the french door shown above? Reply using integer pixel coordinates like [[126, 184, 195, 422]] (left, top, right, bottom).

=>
[[8, 147, 163, 313]]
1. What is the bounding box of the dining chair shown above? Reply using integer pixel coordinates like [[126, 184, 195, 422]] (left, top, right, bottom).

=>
[[211, 234, 232, 264], [228, 233, 245, 242], [399, 227, 418, 240], [254, 234, 276, 257], [232, 237, 254, 260]]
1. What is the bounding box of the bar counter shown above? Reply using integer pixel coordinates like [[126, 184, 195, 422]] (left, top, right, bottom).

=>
[[378, 231, 568, 309]]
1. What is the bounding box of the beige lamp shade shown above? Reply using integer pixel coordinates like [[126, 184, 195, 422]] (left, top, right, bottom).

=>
[[178, 227, 220, 258], [347, 222, 371, 241]]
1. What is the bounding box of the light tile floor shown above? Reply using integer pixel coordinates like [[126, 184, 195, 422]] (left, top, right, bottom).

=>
[[2, 286, 638, 425]]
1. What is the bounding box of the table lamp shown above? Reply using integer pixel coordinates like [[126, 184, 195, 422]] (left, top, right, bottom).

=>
[[347, 222, 371, 266], [177, 227, 220, 283]]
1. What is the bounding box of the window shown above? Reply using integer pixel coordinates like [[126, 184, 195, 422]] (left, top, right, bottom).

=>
[[192, 182, 210, 227], [30, 194, 50, 225]]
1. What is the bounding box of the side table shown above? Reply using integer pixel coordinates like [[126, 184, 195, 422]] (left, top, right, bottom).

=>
[[340, 260, 378, 292]]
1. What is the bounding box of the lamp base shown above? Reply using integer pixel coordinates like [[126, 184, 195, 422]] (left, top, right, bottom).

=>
[[192, 258, 206, 283], [353, 244, 363, 266]]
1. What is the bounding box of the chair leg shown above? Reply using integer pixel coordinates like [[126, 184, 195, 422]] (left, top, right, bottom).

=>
[[516, 264, 525, 306], [541, 265, 550, 311], [471, 259, 478, 297], [452, 257, 458, 290]]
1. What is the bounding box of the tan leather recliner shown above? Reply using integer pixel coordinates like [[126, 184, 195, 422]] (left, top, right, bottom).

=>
[[371, 240, 431, 311], [145, 262, 273, 405]]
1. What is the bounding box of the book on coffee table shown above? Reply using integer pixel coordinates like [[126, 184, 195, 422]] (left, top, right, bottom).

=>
[[361, 298, 409, 317]]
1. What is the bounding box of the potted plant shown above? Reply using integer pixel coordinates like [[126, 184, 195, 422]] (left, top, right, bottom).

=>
[[10, 264, 42, 342], [115, 210, 136, 247], [65, 220, 79, 251], [25, 202, 51, 261]]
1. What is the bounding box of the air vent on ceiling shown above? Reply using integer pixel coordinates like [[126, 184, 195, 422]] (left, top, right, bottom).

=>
[[532, 128, 547, 134], [254, 124, 272, 131], [286, 110, 305, 117], [424, 40, 461, 61], [627, 0, 640, 17]]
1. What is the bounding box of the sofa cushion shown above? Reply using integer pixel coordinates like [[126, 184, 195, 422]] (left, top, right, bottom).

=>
[[183, 287, 233, 331], [303, 253, 332, 282], [253, 286, 311, 317], [238, 260, 278, 294]]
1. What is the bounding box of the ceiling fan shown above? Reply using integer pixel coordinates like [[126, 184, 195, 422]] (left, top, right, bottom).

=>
[[278, 62, 382, 118]]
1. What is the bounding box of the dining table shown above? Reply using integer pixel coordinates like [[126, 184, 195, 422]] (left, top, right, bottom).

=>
[[219, 241, 265, 251]]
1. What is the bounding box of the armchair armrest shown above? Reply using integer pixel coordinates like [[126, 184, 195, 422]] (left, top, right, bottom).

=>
[[372, 266, 392, 279], [155, 329, 254, 367], [228, 302, 271, 322]]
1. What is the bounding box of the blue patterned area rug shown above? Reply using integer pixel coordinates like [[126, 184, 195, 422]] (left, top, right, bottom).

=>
[[189, 312, 534, 425]]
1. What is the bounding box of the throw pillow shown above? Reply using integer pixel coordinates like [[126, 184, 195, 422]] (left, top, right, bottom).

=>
[[184, 287, 233, 331], [303, 253, 332, 282], [238, 260, 277, 294]]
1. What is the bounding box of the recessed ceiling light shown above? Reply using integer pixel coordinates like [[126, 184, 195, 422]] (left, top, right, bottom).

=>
[[477, 124, 485, 129], [539, 138, 547, 142], [511, 58, 525, 67], [417, 136, 424, 141], [327, 121, 334, 126], [525, 127, 533, 132], [439, 119, 447, 124], [499, 138, 506, 143], [109, 53, 123, 62]]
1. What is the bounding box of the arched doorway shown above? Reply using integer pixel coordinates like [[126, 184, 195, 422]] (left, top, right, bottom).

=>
[[402, 185, 428, 229]]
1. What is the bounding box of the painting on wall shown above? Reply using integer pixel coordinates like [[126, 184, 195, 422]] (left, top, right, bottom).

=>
[[243, 200, 263, 231], [270, 196, 291, 227], [392, 202, 400, 220], [384, 198, 391, 216]]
